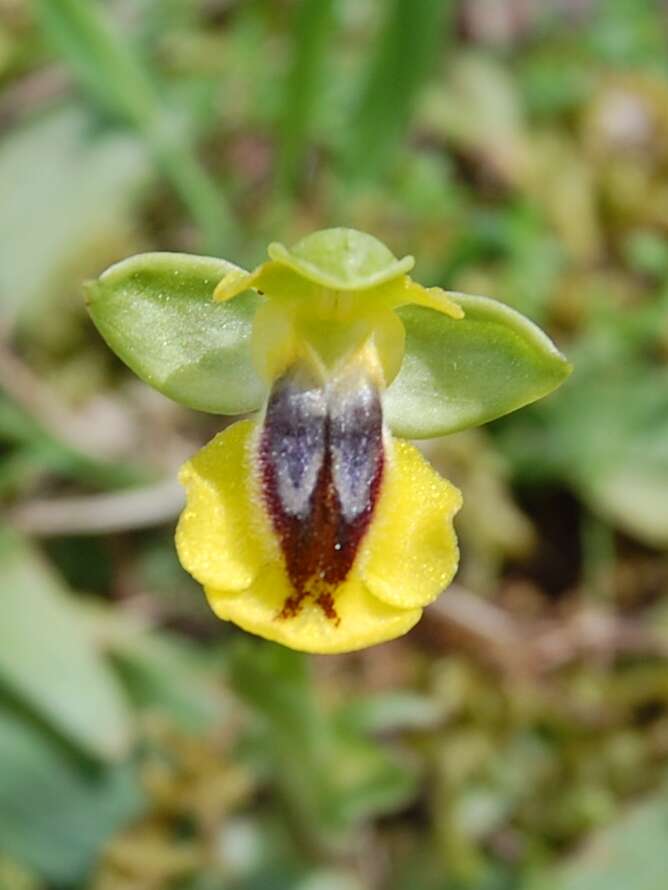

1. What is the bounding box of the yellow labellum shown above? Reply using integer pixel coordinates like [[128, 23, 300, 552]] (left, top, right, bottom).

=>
[[176, 420, 461, 654]]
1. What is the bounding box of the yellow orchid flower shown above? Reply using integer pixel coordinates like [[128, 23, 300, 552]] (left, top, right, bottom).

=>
[[87, 227, 571, 654], [176, 229, 463, 653]]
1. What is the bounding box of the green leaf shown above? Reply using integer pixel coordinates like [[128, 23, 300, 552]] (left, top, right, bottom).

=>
[[566, 371, 668, 548], [0, 393, 153, 493], [524, 791, 668, 890], [0, 528, 132, 761], [227, 641, 417, 854], [337, 691, 445, 734], [0, 707, 142, 885], [34, 0, 233, 253], [111, 631, 228, 732], [86, 252, 266, 414], [0, 107, 149, 336], [385, 294, 571, 438], [501, 358, 668, 547]]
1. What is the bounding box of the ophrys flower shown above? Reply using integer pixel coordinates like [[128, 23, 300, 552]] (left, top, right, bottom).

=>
[[87, 228, 571, 653]]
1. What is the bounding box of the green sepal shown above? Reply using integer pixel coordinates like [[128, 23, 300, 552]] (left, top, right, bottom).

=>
[[86, 252, 266, 414], [385, 294, 572, 438], [268, 227, 414, 290]]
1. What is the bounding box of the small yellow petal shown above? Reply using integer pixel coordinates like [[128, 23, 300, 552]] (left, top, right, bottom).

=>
[[359, 439, 462, 609], [213, 267, 260, 302], [204, 563, 422, 654], [370, 308, 406, 385], [175, 420, 273, 591], [213, 262, 317, 305], [250, 299, 300, 381], [409, 284, 465, 319], [375, 276, 464, 320]]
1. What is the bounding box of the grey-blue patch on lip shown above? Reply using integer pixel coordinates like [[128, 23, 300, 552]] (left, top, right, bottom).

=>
[[262, 368, 327, 519], [258, 361, 385, 620], [329, 377, 383, 522]]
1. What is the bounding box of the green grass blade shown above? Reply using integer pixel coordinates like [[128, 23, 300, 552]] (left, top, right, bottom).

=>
[[345, 0, 450, 178], [34, 0, 159, 128], [34, 0, 234, 253], [278, 0, 336, 192]]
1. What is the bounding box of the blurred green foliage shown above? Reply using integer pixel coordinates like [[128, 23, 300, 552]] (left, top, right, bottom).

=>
[[2, 0, 668, 887]]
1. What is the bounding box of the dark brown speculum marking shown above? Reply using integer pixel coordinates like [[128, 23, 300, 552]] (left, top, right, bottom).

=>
[[259, 363, 384, 622]]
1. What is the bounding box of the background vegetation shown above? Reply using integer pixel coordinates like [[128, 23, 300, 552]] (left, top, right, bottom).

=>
[[2, 1, 668, 888]]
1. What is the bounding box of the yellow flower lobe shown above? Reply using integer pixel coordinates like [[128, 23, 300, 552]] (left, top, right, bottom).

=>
[[175, 418, 461, 654]]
